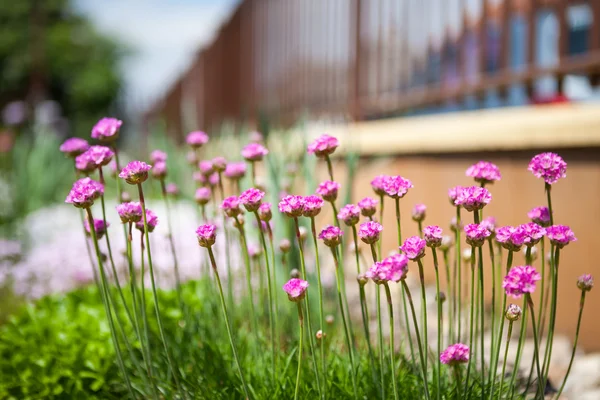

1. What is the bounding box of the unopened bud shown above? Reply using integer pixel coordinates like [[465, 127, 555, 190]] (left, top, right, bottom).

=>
[[357, 273, 368, 286], [577, 274, 594, 292], [440, 235, 453, 251], [505, 304, 522, 321], [279, 239, 291, 253], [325, 315, 334, 325], [298, 226, 308, 241], [316, 330, 326, 341], [462, 248, 472, 262], [121, 191, 131, 202], [436, 292, 447, 303], [290, 268, 301, 279]]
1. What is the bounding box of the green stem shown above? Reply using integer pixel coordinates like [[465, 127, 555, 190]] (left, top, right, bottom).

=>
[[463, 246, 477, 397], [266, 224, 280, 369], [498, 321, 514, 399], [433, 249, 442, 400], [384, 283, 399, 400], [236, 222, 260, 339], [537, 238, 547, 338], [487, 239, 496, 381], [325, 155, 334, 182], [160, 180, 183, 308], [541, 247, 560, 392], [455, 207, 462, 343], [526, 295, 544, 398], [473, 211, 486, 386], [508, 299, 528, 400], [294, 302, 304, 400], [443, 249, 453, 348], [417, 258, 429, 374], [216, 175, 234, 314], [370, 244, 385, 400], [310, 218, 327, 397], [378, 194, 384, 258]]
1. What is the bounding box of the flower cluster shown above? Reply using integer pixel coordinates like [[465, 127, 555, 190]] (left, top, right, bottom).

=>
[[383, 175, 413, 199], [307, 134, 339, 157], [65, 178, 104, 208], [528, 206, 551, 227], [60, 137, 89, 157], [528, 152, 567, 185], [365, 253, 409, 284], [119, 161, 152, 185], [221, 196, 242, 218], [424, 225, 443, 247], [303, 195, 324, 218], [400, 236, 426, 260], [411, 204, 426, 222], [440, 343, 470, 365], [338, 204, 360, 226], [91, 117, 122, 142], [318, 225, 343, 247], [505, 304, 522, 321], [358, 197, 378, 217], [283, 278, 309, 302], [116, 202, 143, 223], [465, 161, 501, 184], [195, 187, 212, 205], [464, 223, 492, 247], [358, 221, 383, 244], [258, 203, 272, 221], [186, 131, 209, 148], [521, 222, 546, 246], [150, 150, 167, 163], [196, 224, 217, 248], [84, 218, 109, 240], [278, 195, 305, 217], [224, 162, 247, 180], [496, 226, 526, 251], [577, 274, 594, 292], [241, 143, 269, 161], [503, 265, 541, 298], [136, 209, 158, 233], [370, 175, 388, 196], [453, 186, 492, 212], [546, 225, 577, 249], [239, 188, 265, 212], [316, 181, 340, 202], [152, 161, 167, 179]]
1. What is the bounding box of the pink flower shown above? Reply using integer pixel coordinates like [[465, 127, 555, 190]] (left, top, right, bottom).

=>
[[400, 236, 426, 260], [278, 195, 305, 218], [186, 131, 209, 148], [221, 196, 242, 217], [454, 186, 492, 212], [520, 222, 546, 246], [448, 186, 463, 205], [358, 221, 383, 244], [59, 137, 89, 157], [283, 278, 309, 302], [196, 224, 217, 248], [307, 134, 339, 157], [207, 172, 220, 187], [82, 145, 114, 167], [316, 180, 340, 202], [258, 202, 272, 221], [577, 274, 594, 292], [464, 223, 492, 247], [150, 150, 167, 163], [84, 218, 109, 240], [450, 216, 463, 233], [358, 197, 378, 217], [91, 117, 122, 141], [186, 150, 198, 165], [366, 253, 409, 284], [546, 225, 577, 249], [371, 175, 388, 196], [383, 175, 413, 199], [466, 161, 501, 184], [528, 152, 567, 185], [318, 225, 343, 247], [248, 243, 262, 258], [212, 156, 227, 172], [528, 206, 551, 227], [195, 187, 212, 205], [239, 188, 265, 212], [503, 265, 541, 298], [424, 225, 443, 247], [119, 161, 152, 185], [480, 216, 497, 235], [303, 195, 324, 218], [152, 161, 167, 179], [440, 343, 470, 365], [249, 131, 263, 143], [241, 143, 269, 161], [75, 152, 96, 173], [338, 204, 360, 226], [116, 202, 142, 223], [412, 203, 426, 222], [496, 225, 527, 251], [224, 162, 247, 180], [166, 183, 179, 196], [198, 160, 214, 176], [135, 209, 158, 233], [65, 178, 104, 208]]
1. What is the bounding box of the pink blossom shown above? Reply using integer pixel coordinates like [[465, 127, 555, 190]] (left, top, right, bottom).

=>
[[337, 204, 360, 226], [480, 216, 497, 235], [303, 195, 324, 218], [424, 225, 443, 247], [84, 218, 109, 240], [186, 131, 209, 148], [195, 187, 212, 205], [316, 180, 340, 202], [450, 216, 463, 232], [358, 197, 378, 217], [59, 137, 89, 157], [307, 134, 339, 157], [75, 152, 96, 173], [371, 175, 388, 196], [119, 161, 152, 185], [528, 152, 567, 185], [496, 225, 527, 251], [241, 143, 269, 161], [283, 278, 309, 302], [196, 224, 217, 248], [464, 223, 492, 247], [249, 131, 263, 143], [577, 274, 594, 292], [152, 161, 167, 179], [466, 161, 501, 184], [412, 203, 426, 222], [358, 221, 383, 244], [224, 162, 247, 180], [212, 156, 227, 172], [520, 222, 546, 246], [366, 253, 409, 284], [440, 343, 470, 365], [116, 202, 142, 223], [454, 186, 492, 212], [150, 150, 167, 163], [248, 243, 262, 258], [65, 178, 104, 208], [318, 225, 343, 247], [135, 209, 158, 233], [383, 175, 413, 199], [165, 183, 179, 196], [546, 225, 577, 249], [448, 186, 463, 205], [258, 203, 272, 221], [503, 265, 541, 298], [91, 117, 122, 141], [278, 195, 305, 218], [186, 151, 198, 165], [198, 160, 214, 176], [239, 188, 265, 212], [207, 172, 220, 187], [83, 145, 116, 168], [221, 196, 242, 217], [400, 236, 426, 260], [528, 206, 551, 227]]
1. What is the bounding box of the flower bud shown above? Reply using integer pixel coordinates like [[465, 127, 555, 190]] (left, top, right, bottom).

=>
[[298, 226, 308, 241], [505, 304, 522, 321], [357, 273, 368, 286], [325, 315, 334, 325], [279, 239, 291, 253], [290, 268, 301, 279], [436, 292, 447, 303], [316, 330, 326, 341], [121, 191, 131, 202], [577, 274, 594, 292]]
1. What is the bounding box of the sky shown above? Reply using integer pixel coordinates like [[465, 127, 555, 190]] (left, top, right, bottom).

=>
[[74, 0, 239, 112]]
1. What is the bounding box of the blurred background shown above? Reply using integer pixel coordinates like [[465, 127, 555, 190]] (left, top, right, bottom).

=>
[[2, 0, 600, 360]]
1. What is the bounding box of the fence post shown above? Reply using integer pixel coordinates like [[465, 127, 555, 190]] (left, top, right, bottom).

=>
[[350, 0, 362, 121]]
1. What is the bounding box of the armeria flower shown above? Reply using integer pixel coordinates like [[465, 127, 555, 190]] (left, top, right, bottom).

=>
[[450, 216, 463, 233], [150, 150, 167, 163], [454, 186, 492, 212], [520, 222, 546, 246], [480, 216, 497, 237], [221, 196, 242, 217], [505, 304, 522, 321], [400, 236, 427, 260], [186, 150, 198, 165], [464, 223, 492, 247], [248, 243, 262, 258], [318, 225, 343, 247], [135, 209, 158, 233], [59, 137, 89, 157], [196, 224, 217, 248], [412, 203, 426, 222], [448, 186, 463, 206], [577, 274, 594, 292], [440, 343, 470, 365], [84, 218, 109, 240], [279, 239, 291, 253], [198, 160, 214, 176], [316, 180, 340, 202], [440, 236, 453, 251], [258, 202, 272, 221], [249, 130, 263, 143], [239, 188, 265, 212], [152, 161, 167, 179], [503, 265, 541, 298], [195, 187, 212, 205], [278, 195, 305, 218], [166, 183, 179, 196], [65, 178, 104, 208], [466, 161, 501, 184], [303, 195, 324, 218], [75, 152, 96, 173], [241, 143, 269, 161], [338, 204, 360, 226], [496, 225, 527, 251], [307, 134, 339, 157], [371, 175, 388, 196], [283, 278, 309, 302], [383, 175, 413, 199], [528, 206, 551, 227], [358, 221, 383, 244], [546, 225, 577, 249], [116, 201, 142, 223], [91, 117, 122, 141], [186, 131, 209, 149], [528, 152, 567, 185], [83, 146, 114, 167], [224, 162, 247, 180], [212, 156, 227, 172], [366, 253, 409, 284], [119, 161, 152, 185], [424, 225, 443, 247], [207, 172, 220, 187], [358, 197, 378, 217]]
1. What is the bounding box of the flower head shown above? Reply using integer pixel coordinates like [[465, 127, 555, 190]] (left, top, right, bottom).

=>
[[303, 195, 324, 218], [448, 186, 463, 205], [241, 143, 269, 161], [258, 202, 272, 221], [65, 178, 104, 208], [119, 161, 152, 185], [198, 160, 214, 176], [186, 150, 198, 165], [440, 343, 470, 365], [195, 187, 212, 205], [224, 162, 247, 180], [338, 204, 360, 226], [283, 278, 309, 302], [83, 146, 114, 167], [464, 223, 492, 247], [316, 180, 340, 202], [450, 216, 463, 233], [196, 224, 217, 247], [150, 150, 167, 163], [366, 253, 409, 284], [528, 152, 567, 185], [371, 175, 388, 196], [60, 137, 89, 157], [358, 221, 383, 244], [466, 161, 501, 184], [75, 152, 97, 173], [208, 156, 226, 172], [424, 225, 443, 248], [318, 225, 343, 247], [166, 183, 179, 197], [116, 202, 142, 223], [279, 239, 291, 253], [152, 161, 167, 179], [358, 197, 378, 217], [91, 117, 122, 142], [505, 304, 522, 321], [307, 134, 339, 157], [546, 225, 577, 249], [577, 274, 594, 292], [528, 206, 551, 227], [496, 225, 527, 251], [278, 195, 305, 218], [454, 186, 492, 212], [135, 209, 158, 233], [383, 175, 413, 199], [186, 131, 209, 148], [400, 236, 427, 260], [248, 243, 262, 258], [412, 203, 426, 222], [239, 188, 265, 212], [221, 196, 242, 218], [503, 265, 541, 298], [520, 222, 546, 246], [249, 130, 263, 143], [84, 218, 109, 240]]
